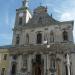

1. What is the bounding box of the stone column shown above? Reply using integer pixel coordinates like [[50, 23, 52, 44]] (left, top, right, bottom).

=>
[[27, 54, 32, 75], [56, 58, 61, 75], [66, 53, 70, 75], [7, 55, 12, 75], [43, 54, 46, 75], [17, 55, 22, 74], [44, 54, 49, 75], [47, 54, 50, 75]]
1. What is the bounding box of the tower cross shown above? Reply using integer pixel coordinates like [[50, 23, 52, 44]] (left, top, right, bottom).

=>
[[22, 0, 29, 7]]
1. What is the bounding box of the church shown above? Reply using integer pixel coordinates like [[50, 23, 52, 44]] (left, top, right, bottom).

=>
[[0, 0, 75, 75]]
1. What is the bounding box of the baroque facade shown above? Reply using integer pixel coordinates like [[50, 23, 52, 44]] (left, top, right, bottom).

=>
[[0, 0, 75, 75]]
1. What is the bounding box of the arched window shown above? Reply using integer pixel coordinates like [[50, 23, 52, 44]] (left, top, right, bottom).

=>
[[11, 63, 16, 75], [16, 34, 20, 45], [26, 34, 29, 44], [50, 31, 54, 43], [37, 33, 42, 44], [63, 31, 68, 41]]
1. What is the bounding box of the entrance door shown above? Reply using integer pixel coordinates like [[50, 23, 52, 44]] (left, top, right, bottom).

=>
[[32, 54, 44, 75]]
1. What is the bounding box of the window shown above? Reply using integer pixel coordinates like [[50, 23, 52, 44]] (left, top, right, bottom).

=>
[[1, 68, 5, 75], [19, 17, 22, 25], [38, 17, 42, 24], [50, 31, 54, 43], [26, 34, 29, 44], [63, 31, 68, 41], [37, 33, 42, 44], [16, 34, 20, 45], [12, 55, 17, 60], [3, 54, 7, 60], [36, 54, 41, 64], [11, 64, 16, 75]]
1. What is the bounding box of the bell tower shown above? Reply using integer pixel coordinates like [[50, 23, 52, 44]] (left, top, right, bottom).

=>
[[14, 0, 32, 27], [12, 0, 32, 46]]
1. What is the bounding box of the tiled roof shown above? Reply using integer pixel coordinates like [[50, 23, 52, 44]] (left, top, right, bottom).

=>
[[0, 45, 13, 49]]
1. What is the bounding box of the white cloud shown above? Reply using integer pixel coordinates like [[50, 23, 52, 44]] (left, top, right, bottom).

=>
[[60, 12, 73, 21]]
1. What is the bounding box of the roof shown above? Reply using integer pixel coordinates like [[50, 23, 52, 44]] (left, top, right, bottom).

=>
[[0, 45, 13, 49], [21, 6, 59, 29], [14, 6, 74, 30]]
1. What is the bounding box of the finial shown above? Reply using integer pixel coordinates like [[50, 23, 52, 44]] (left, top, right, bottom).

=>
[[22, 0, 29, 7], [45, 6, 47, 12]]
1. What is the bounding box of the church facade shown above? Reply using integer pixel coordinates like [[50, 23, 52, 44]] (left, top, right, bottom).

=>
[[0, 0, 75, 75]]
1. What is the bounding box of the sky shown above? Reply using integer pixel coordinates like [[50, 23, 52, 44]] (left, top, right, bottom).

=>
[[0, 0, 75, 46]]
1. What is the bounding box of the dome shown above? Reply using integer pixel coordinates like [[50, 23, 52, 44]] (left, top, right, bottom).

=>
[[34, 6, 47, 14]]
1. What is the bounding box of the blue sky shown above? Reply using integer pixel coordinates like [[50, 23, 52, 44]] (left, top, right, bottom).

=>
[[0, 0, 75, 46]]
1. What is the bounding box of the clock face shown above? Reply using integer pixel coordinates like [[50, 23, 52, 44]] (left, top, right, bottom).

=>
[[19, 13, 23, 17]]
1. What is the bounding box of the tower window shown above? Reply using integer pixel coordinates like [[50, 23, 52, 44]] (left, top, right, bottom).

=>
[[1, 68, 5, 75], [3, 54, 7, 60], [26, 34, 29, 44], [63, 31, 68, 41], [19, 17, 22, 25], [37, 33, 42, 44], [50, 31, 54, 43], [16, 34, 20, 45]]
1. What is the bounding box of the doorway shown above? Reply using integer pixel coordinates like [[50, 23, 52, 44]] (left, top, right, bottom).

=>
[[32, 54, 44, 75], [11, 63, 17, 75]]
